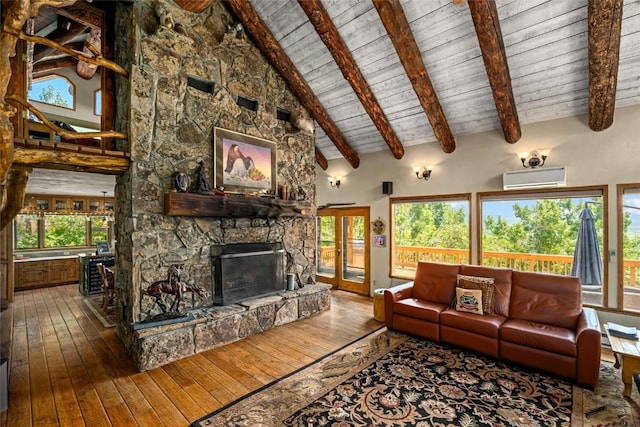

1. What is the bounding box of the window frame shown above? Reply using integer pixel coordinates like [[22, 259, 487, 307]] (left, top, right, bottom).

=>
[[13, 213, 112, 252], [477, 185, 608, 308], [27, 73, 76, 111], [617, 183, 640, 313], [389, 193, 472, 279], [94, 88, 102, 116]]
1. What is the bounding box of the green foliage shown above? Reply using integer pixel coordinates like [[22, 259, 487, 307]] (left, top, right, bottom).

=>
[[37, 83, 69, 107], [15, 215, 38, 249], [393, 202, 469, 249], [318, 216, 335, 248], [44, 215, 86, 247], [483, 199, 604, 256]]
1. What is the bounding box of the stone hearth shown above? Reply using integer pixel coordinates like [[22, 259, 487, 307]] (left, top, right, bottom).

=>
[[132, 283, 331, 371]]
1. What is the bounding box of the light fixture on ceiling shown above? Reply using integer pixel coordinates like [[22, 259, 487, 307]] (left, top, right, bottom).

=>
[[413, 165, 433, 181], [99, 191, 115, 224], [519, 150, 549, 169], [328, 176, 341, 188]]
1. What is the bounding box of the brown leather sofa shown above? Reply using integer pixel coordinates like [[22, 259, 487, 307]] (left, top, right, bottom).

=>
[[384, 261, 602, 389]]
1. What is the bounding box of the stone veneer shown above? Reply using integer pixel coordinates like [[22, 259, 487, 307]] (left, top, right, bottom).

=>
[[112, 0, 323, 369], [134, 284, 331, 371]]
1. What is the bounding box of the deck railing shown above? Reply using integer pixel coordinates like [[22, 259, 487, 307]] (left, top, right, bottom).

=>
[[319, 245, 640, 288]]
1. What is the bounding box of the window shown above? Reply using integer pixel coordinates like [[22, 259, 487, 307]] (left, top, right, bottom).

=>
[[91, 220, 109, 245], [618, 184, 640, 312], [391, 194, 471, 279], [94, 89, 102, 116], [27, 74, 75, 110], [14, 214, 110, 250], [479, 188, 606, 307], [14, 214, 39, 249], [44, 215, 86, 248]]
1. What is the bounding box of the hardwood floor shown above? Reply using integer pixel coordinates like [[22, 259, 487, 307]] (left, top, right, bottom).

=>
[[1, 284, 381, 427]]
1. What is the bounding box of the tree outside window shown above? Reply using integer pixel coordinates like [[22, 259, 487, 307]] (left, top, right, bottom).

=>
[[44, 215, 86, 248], [27, 74, 75, 109], [391, 196, 470, 278], [14, 214, 39, 249]]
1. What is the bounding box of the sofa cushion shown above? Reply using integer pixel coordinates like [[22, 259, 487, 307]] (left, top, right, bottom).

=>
[[455, 287, 484, 315], [510, 271, 582, 330], [412, 262, 460, 305], [457, 275, 496, 314], [500, 319, 577, 357], [459, 265, 512, 317], [394, 298, 449, 323], [441, 308, 505, 338]]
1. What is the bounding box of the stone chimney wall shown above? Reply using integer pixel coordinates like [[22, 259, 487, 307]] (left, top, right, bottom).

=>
[[113, 0, 317, 351]]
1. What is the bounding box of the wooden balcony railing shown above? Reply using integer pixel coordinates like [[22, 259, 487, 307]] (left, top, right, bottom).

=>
[[319, 245, 640, 289]]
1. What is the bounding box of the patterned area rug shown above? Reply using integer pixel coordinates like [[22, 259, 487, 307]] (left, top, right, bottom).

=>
[[83, 296, 116, 328], [191, 329, 640, 427]]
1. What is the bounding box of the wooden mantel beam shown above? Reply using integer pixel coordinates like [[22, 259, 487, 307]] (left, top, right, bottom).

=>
[[372, 0, 456, 154], [588, 0, 623, 131], [467, 0, 521, 143], [298, 0, 405, 160], [224, 0, 360, 169]]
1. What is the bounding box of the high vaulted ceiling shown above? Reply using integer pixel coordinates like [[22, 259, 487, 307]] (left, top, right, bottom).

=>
[[227, 0, 640, 169]]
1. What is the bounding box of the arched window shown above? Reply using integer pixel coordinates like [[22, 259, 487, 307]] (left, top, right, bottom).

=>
[[27, 74, 75, 110]]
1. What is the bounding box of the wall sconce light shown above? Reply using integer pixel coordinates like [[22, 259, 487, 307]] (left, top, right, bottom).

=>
[[413, 166, 433, 181], [519, 150, 548, 169], [328, 176, 341, 188]]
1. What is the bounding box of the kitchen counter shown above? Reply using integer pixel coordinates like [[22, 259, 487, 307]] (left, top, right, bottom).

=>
[[14, 254, 81, 262]]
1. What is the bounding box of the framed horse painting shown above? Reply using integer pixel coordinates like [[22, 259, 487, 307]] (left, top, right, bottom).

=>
[[213, 127, 277, 195]]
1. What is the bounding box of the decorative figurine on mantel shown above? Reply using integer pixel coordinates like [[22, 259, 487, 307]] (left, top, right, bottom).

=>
[[173, 171, 190, 192], [193, 160, 212, 193]]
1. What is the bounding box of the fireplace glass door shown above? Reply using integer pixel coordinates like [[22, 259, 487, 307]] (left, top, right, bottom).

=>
[[317, 207, 370, 295]]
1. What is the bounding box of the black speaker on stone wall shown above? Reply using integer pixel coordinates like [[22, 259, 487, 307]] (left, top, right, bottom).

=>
[[382, 181, 393, 195]]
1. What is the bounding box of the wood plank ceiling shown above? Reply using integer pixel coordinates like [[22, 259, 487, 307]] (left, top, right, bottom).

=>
[[227, 0, 639, 169]]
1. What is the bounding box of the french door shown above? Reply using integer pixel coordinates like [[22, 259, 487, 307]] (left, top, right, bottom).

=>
[[316, 207, 370, 295]]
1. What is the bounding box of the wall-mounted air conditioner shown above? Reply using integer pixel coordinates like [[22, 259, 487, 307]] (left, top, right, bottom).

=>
[[503, 166, 567, 190]]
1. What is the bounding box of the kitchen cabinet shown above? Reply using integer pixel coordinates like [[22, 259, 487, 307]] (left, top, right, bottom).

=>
[[14, 256, 80, 290]]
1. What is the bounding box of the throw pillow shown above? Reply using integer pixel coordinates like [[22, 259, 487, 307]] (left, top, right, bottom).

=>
[[456, 274, 496, 315], [455, 287, 484, 315]]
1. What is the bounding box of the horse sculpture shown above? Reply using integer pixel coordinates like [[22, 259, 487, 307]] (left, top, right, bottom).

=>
[[145, 264, 208, 313]]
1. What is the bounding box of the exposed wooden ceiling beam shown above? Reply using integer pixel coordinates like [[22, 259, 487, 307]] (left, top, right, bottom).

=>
[[588, 0, 623, 131], [76, 27, 101, 80], [315, 147, 328, 170], [224, 0, 360, 169], [14, 148, 130, 174], [32, 20, 87, 62], [467, 0, 521, 143], [32, 55, 78, 74], [372, 0, 456, 154], [298, 0, 404, 160], [55, 4, 102, 30]]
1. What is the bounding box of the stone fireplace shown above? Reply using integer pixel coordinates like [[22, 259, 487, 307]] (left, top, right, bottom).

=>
[[112, 0, 328, 370], [211, 242, 285, 305]]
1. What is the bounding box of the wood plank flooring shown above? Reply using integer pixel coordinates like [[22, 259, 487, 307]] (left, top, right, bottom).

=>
[[1, 284, 380, 427]]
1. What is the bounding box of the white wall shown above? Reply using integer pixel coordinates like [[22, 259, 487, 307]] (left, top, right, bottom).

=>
[[30, 67, 101, 129], [317, 104, 640, 326]]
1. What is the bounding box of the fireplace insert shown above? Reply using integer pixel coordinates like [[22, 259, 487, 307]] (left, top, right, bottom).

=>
[[210, 242, 286, 305]]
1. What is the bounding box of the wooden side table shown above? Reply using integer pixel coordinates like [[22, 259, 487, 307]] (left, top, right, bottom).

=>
[[605, 323, 640, 397]]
